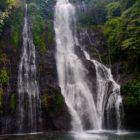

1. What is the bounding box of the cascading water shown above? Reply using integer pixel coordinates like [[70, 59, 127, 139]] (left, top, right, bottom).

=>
[[83, 51, 124, 130], [54, 0, 100, 131], [79, 28, 124, 130], [54, 0, 124, 132], [17, 3, 40, 132]]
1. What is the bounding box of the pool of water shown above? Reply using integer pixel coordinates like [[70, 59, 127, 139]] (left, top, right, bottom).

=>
[[0, 130, 140, 140]]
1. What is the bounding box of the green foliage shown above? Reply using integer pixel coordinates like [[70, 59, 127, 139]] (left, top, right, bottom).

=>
[[0, 11, 8, 33], [0, 0, 7, 11], [78, 0, 107, 25], [32, 16, 46, 49], [10, 93, 16, 113], [104, 17, 122, 62], [28, 0, 53, 19], [28, 1, 51, 50], [120, 1, 140, 53], [0, 0, 20, 33], [124, 4, 140, 67], [122, 79, 140, 106], [119, 0, 136, 10], [122, 37, 140, 51], [102, 0, 140, 108], [106, 2, 121, 18], [0, 88, 4, 113], [104, 0, 140, 68], [28, 0, 54, 50], [8, 6, 24, 49], [28, 2, 39, 17], [0, 68, 9, 85]]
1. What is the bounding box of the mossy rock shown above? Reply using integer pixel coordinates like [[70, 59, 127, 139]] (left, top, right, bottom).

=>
[[41, 87, 65, 110], [0, 68, 9, 86], [10, 93, 16, 114]]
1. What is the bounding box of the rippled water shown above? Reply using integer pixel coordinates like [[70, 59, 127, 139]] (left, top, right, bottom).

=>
[[0, 131, 140, 140]]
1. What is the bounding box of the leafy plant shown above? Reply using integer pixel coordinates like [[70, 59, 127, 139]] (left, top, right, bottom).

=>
[[106, 2, 121, 18], [122, 79, 140, 106], [0, 0, 20, 33]]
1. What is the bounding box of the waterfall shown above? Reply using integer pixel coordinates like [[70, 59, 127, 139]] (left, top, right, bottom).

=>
[[17, 3, 40, 132], [54, 0, 100, 131], [83, 51, 124, 130], [54, 0, 123, 132]]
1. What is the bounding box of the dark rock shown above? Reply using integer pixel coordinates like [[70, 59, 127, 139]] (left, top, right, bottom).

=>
[[124, 105, 140, 130]]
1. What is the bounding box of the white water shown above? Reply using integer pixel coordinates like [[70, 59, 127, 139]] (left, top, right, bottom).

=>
[[54, 0, 100, 131], [83, 51, 123, 130], [17, 3, 40, 132], [54, 0, 123, 132]]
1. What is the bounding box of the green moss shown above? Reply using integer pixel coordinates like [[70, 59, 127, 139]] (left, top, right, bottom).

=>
[[28, 0, 54, 50], [11, 29, 19, 49], [0, 68, 9, 85], [32, 16, 46, 50], [55, 94, 64, 107], [10, 93, 16, 113], [8, 6, 24, 49]]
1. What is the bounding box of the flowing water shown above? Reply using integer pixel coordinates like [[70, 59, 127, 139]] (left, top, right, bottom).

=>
[[54, 0, 123, 131], [0, 131, 140, 140], [54, 0, 100, 131], [17, 3, 40, 132], [83, 51, 124, 130]]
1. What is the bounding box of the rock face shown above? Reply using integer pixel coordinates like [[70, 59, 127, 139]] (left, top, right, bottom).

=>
[[0, 0, 109, 133], [0, 0, 139, 134], [0, 1, 71, 134], [0, 28, 71, 134], [0, 27, 21, 133], [36, 43, 71, 131], [124, 106, 140, 130], [0, 0, 116, 133]]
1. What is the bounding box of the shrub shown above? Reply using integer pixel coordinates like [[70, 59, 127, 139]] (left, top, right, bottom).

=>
[[122, 79, 140, 107], [106, 2, 121, 18]]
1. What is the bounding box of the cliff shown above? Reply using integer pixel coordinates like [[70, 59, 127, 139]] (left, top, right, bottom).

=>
[[0, 0, 139, 133]]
